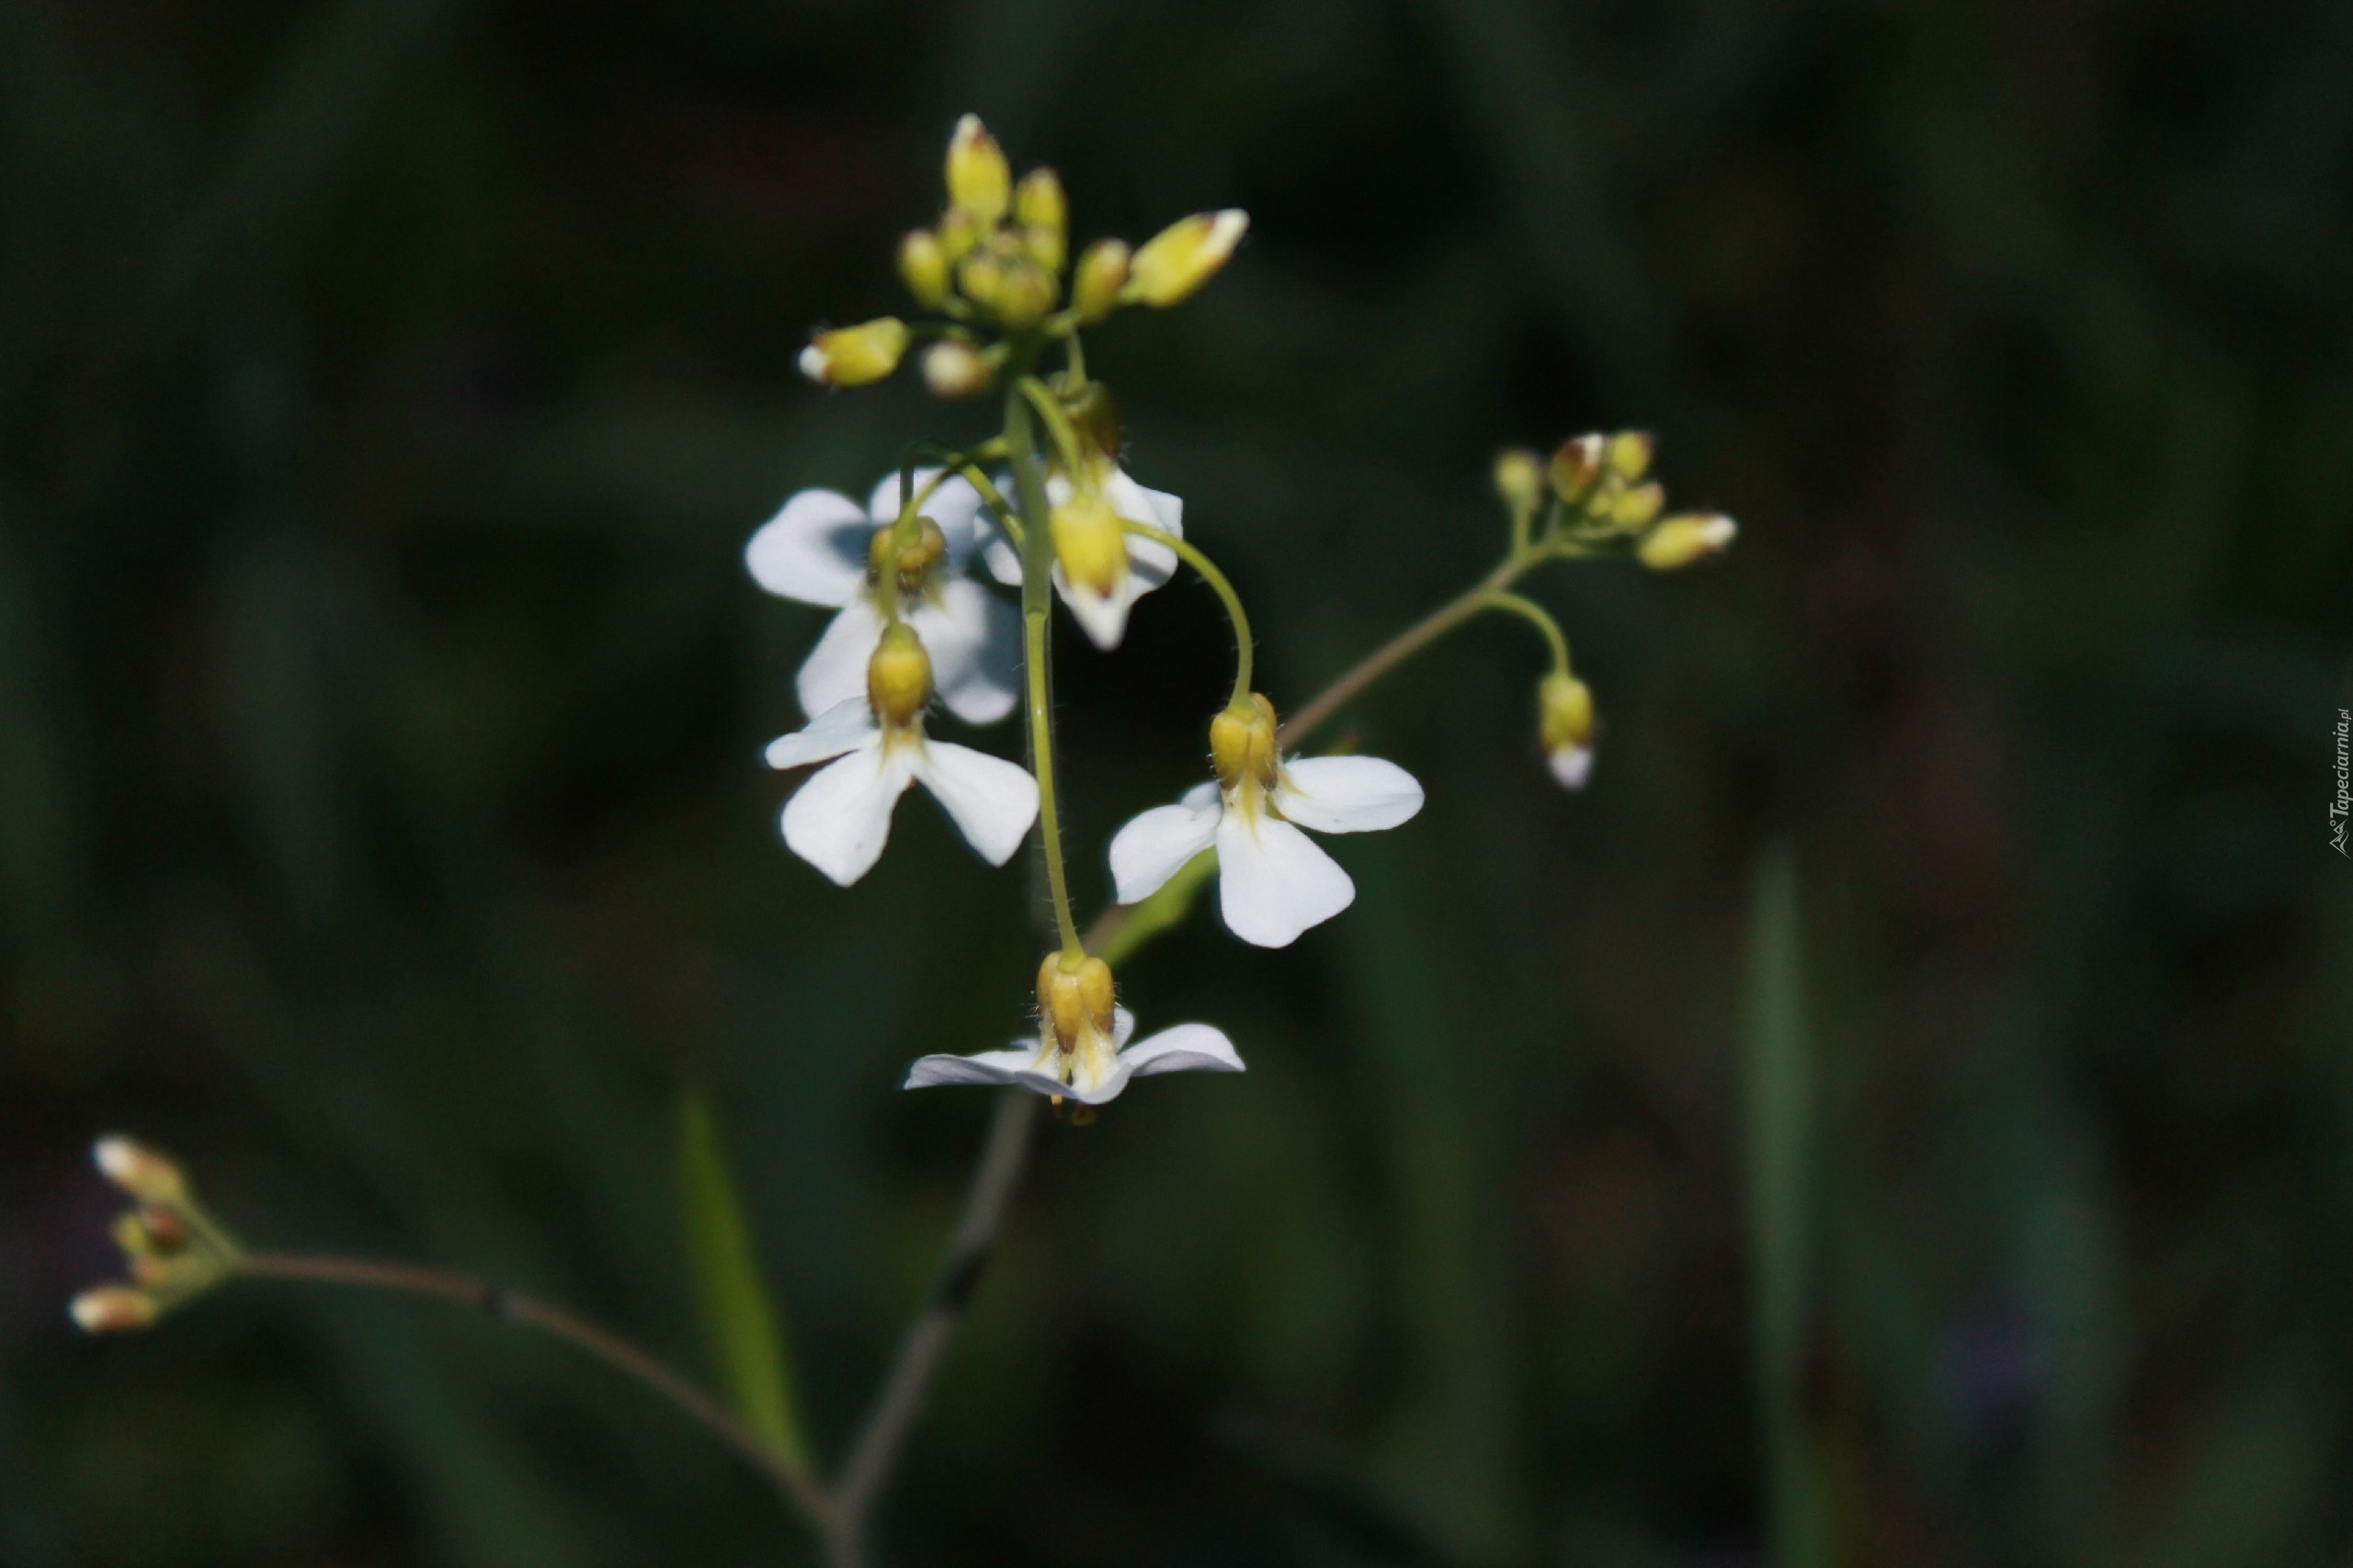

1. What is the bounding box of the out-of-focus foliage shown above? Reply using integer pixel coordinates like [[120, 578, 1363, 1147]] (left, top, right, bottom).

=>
[[3, 1, 2348, 1564]]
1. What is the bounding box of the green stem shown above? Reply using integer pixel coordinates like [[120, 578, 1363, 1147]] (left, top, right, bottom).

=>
[[1004, 366, 1085, 959], [1278, 552, 1525, 748], [1480, 589, 1570, 676], [1121, 519, 1254, 707], [1017, 377, 1086, 473]]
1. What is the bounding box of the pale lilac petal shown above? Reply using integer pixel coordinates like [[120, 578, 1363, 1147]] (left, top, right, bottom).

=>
[[746, 490, 870, 607], [869, 468, 982, 567], [1273, 756, 1425, 835], [763, 698, 879, 769], [1108, 794, 1222, 903], [795, 597, 886, 720], [780, 741, 916, 886], [1215, 809, 1355, 948], [913, 741, 1039, 866], [910, 579, 1020, 725], [1121, 1023, 1245, 1077], [903, 1045, 1041, 1090]]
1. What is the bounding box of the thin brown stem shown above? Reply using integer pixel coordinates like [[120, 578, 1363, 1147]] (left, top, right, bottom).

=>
[[233, 1251, 830, 1527], [825, 1088, 1040, 1568], [1276, 557, 1522, 749]]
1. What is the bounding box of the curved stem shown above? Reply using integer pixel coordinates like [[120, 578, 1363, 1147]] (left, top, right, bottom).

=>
[[1120, 519, 1253, 705], [233, 1252, 829, 1526], [1481, 589, 1571, 676], [1017, 377, 1086, 474], [1004, 367, 1085, 958]]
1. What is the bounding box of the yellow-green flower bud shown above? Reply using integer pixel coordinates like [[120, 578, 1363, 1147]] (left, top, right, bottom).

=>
[[1606, 429, 1654, 482], [921, 339, 995, 399], [95, 1136, 187, 1206], [1050, 491, 1127, 596], [1071, 238, 1131, 323], [1609, 480, 1664, 529], [1037, 952, 1116, 1054], [1549, 434, 1605, 503], [1209, 694, 1279, 793], [1638, 512, 1738, 571], [1015, 167, 1067, 272], [898, 230, 949, 308], [799, 318, 908, 387], [1494, 449, 1545, 514], [870, 516, 948, 596], [867, 622, 933, 726], [944, 114, 1010, 224], [1538, 672, 1596, 790], [1124, 210, 1249, 307], [71, 1285, 158, 1335], [992, 256, 1057, 328]]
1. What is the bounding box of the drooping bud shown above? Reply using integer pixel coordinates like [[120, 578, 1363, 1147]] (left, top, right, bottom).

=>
[[898, 230, 949, 308], [870, 515, 949, 596], [1015, 167, 1067, 273], [1050, 492, 1127, 597], [1608, 481, 1664, 529], [1494, 449, 1545, 515], [1071, 239, 1131, 323], [1538, 672, 1596, 790], [1036, 952, 1116, 1053], [71, 1286, 158, 1335], [1209, 694, 1280, 793], [922, 339, 995, 399], [95, 1136, 187, 1206], [798, 318, 909, 387], [1638, 512, 1738, 571], [867, 623, 933, 726], [1606, 430, 1654, 482], [1124, 210, 1249, 308], [944, 115, 1010, 224], [1549, 435, 1606, 503]]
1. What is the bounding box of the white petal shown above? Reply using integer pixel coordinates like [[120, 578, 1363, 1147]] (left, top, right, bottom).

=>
[[868, 468, 981, 566], [1273, 755, 1425, 835], [1102, 468, 1183, 589], [780, 741, 915, 886], [795, 597, 886, 720], [903, 1045, 1040, 1090], [1108, 794, 1222, 903], [913, 741, 1039, 866], [1215, 809, 1355, 948], [1181, 779, 1220, 810], [1120, 1023, 1245, 1078], [978, 517, 1025, 587], [1547, 746, 1594, 790], [746, 490, 870, 607], [1054, 566, 1139, 650], [764, 698, 879, 769], [911, 579, 1020, 726]]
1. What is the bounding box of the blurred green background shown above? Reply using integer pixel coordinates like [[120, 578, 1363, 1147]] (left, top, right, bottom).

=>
[[5, 1, 2350, 1564]]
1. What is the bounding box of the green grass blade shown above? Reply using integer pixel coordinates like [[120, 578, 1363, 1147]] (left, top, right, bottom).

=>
[[675, 1090, 810, 1478]]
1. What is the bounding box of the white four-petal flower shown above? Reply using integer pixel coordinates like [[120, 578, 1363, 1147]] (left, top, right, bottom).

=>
[[904, 1008, 1244, 1105], [1109, 753, 1425, 949], [747, 470, 1021, 725], [981, 463, 1184, 649], [767, 697, 1038, 887]]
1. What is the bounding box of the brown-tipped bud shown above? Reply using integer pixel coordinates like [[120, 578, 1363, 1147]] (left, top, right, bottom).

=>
[[71, 1286, 158, 1335], [94, 1136, 186, 1206], [1609, 481, 1664, 529], [866, 623, 933, 726], [922, 339, 995, 399], [1209, 694, 1280, 793], [1494, 449, 1545, 514], [1037, 953, 1116, 1052], [1015, 167, 1067, 272], [898, 230, 949, 308], [1638, 512, 1738, 571], [945, 114, 1010, 224], [1606, 430, 1654, 482], [1049, 493, 1126, 597], [798, 318, 909, 387], [1123, 210, 1248, 307], [1549, 435, 1606, 503], [1538, 672, 1596, 790], [1071, 239, 1131, 323]]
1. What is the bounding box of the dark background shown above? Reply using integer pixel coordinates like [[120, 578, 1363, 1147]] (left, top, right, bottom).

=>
[[4, 1, 2350, 1564]]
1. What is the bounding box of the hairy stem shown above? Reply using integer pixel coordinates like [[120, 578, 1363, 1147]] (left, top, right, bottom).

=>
[[1005, 369, 1084, 958], [1120, 519, 1254, 705], [1277, 555, 1525, 748]]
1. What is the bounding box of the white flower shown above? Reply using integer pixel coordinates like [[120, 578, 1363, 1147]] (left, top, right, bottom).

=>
[[746, 469, 1020, 725], [980, 463, 1184, 650], [766, 695, 1037, 887], [1108, 697, 1425, 949], [905, 1006, 1243, 1105]]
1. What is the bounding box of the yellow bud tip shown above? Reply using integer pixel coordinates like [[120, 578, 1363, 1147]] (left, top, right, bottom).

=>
[[867, 623, 933, 726], [1209, 693, 1279, 791], [921, 340, 995, 399], [1638, 512, 1738, 571], [1036, 952, 1116, 1051], [94, 1136, 186, 1205], [1124, 210, 1249, 308], [897, 230, 949, 308], [1606, 430, 1655, 482], [1071, 239, 1131, 323], [1494, 449, 1544, 513], [71, 1286, 158, 1335], [800, 319, 909, 388], [945, 114, 1011, 224], [1015, 168, 1068, 271], [1050, 494, 1127, 597]]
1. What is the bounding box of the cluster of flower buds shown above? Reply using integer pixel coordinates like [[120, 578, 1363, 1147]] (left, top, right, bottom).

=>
[[71, 1137, 239, 1334], [799, 114, 1248, 398]]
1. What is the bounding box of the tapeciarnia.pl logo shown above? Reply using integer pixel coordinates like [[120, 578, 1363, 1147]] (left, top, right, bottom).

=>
[[2332, 707, 2349, 857]]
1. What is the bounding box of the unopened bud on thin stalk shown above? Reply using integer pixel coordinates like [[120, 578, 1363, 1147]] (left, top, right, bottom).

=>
[[1538, 672, 1596, 790], [798, 318, 908, 387], [1494, 449, 1544, 515], [867, 623, 933, 726], [1606, 430, 1654, 482], [1209, 694, 1280, 793], [992, 257, 1057, 328], [1549, 435, 1606, 503], [70, 1286, 158, 1335], [898, 230, 949, 308], [1015, 167, 1067, 272], [922, 339, 995, 398], [1036, 953, 1116, 1053], [1071, 239, 1131, 323], [945, 114, 1010, 223], [94, 1136, 187, 1206], [1124, 210, 1249, 307], [1638, 512, 1738, 571], [1609, 481, 1664, 529]]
